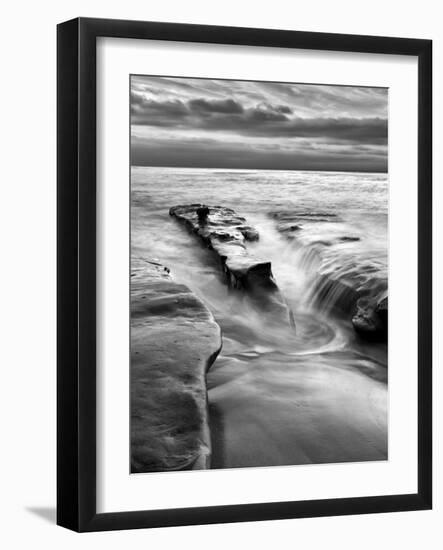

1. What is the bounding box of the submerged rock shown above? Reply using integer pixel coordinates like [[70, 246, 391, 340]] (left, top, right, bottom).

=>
[[130, 258, 222, 473], [270, 210, 340, 230], [269, 210, 360, 245], [170, 204, 294, 328]]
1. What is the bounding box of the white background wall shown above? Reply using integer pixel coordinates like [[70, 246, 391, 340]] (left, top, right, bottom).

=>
[[0, 0, 440, 547]]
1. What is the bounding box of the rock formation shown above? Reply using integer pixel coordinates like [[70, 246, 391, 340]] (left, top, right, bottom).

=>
[[130, 258, 222, 473], [352, 295, 388, 341], [170, 204, 295, 328]]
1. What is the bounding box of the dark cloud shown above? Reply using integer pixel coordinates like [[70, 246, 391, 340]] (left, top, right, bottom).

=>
[[189, 98, 244, 114], [131, 92, 386, 145], [262, 116, 387, 144], [276, 104, 292, 114], [131, 95, 189, 126], [247, 104, 289, 122]]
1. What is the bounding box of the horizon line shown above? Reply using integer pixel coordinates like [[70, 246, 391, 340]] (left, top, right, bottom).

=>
[[131, 164, 388, 175]]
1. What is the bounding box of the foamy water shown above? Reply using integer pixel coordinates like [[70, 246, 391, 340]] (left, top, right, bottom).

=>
[[131, 166, 388, 468]]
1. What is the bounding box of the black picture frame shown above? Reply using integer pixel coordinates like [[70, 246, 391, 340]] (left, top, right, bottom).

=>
[[57, 17, 432, 532]]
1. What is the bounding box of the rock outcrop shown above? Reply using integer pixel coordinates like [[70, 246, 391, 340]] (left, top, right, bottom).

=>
[[130, 258, 222, 473], [170, 204, 295, 328]]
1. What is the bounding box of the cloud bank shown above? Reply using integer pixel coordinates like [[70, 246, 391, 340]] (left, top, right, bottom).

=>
[[131, 76, 388, 172]]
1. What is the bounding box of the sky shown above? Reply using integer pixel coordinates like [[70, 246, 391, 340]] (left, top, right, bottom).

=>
[[130, 76, 388, 173]]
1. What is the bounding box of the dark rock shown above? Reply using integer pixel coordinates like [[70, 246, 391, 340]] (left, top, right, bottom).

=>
[[352, 295, 388, 342], [170, 204, 294, 328], [338, 236, 361, 243], [277, 222, 303, 235], [130, 258, 222, 473], [237, 225, 260, 241], [197, 206, 210, 224], [376, 296, 388, 323], [312, 236, 361, 246]]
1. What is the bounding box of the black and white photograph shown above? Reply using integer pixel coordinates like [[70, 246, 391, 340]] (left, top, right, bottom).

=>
[[130, 75, 389, 474]]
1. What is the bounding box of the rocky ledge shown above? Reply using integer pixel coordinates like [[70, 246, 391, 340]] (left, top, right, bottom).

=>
[[170, 204, 295, 328], [131, 258, 222, 473]]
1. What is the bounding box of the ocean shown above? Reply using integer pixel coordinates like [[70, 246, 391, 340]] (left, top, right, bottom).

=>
[[131, 166, 388, 468]]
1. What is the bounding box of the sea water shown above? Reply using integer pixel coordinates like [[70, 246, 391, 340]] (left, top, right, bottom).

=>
[[131, 166, 388, 468]]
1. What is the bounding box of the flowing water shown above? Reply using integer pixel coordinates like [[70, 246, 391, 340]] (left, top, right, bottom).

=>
[[131, 166, 388, 468]]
